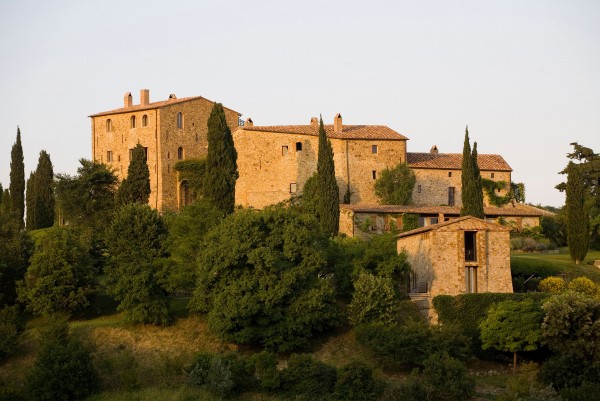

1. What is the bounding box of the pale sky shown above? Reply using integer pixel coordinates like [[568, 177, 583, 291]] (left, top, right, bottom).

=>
[[1, 0, 599, 207]]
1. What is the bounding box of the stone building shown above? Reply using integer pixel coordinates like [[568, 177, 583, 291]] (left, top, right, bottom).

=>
[[397, 216, 513, 318], [234, 114, 408, 208], [90, 90, 240, 211]]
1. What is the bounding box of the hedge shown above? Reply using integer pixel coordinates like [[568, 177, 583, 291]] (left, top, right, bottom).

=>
[[432, 293, 549, 355]]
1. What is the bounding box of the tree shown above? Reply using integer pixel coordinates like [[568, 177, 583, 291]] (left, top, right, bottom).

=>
[[33, 150, 55, 229], [191, 206, 340, 351], [348, 272, 399, 326], [374, 163, 416, 205], [203, 103, 238, 215], [0, 212, 32, 306], [26, 171, 36, 229], [117, 143, 150, 205], [17, 227, 95, 315], [565, 162, 589, 264], [480, 299, 543, 371], [9, 127, 25, 226], [0, 188, 11, 216], [460, 127, 484, 218], [105, 203, 170, 324], [316, 116, 340, 236]]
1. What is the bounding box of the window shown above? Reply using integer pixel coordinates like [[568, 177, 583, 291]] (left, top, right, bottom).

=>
[[178, 147, 184, 160], [130, 116, 136, 128], [282, 146, 288, 156], [491, 172, 495, 179], [177, 112, 183, 129], [142, 115, 148, 127], [465, 266, 478, 293], [465, 231, 477, 262], [167, 151, 170, 159], [417, 184, 422, 193], [372, 145, 378, 154], [290, 183, 297, 194], [296, 142, 302, 151], [106, 119, 112, 132], [372, 170, 377, 180], [448, 187, 455, 206], [106, 151, 113, 162], [448, 171, 453, 177]]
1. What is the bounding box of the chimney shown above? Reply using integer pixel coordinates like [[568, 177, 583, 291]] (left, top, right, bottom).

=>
[[310, 117, 318, 127], [168, 94, 177, 100], [245, 118, 253, 127], [140, 89, 150, 105], [430, 145, 439, 154], [334, 113, 342, 133], [124, 92, 132, 108]]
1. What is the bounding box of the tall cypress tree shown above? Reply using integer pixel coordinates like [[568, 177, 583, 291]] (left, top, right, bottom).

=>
[[316, 116, 340, 236], [26, 172, 36, 229], [33, 150, 55, 229], [117, 144, 150, 205], [9, 127, 25, 227], [1, 189, 11, 216], [566, 162, 589, 264], [460, 127, 484, 218], [203, 103, 238, 215]]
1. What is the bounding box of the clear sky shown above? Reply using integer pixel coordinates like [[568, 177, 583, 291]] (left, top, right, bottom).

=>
[[1, 0, 598, 207]]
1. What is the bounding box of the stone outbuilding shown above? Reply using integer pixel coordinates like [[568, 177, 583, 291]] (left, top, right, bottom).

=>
[[397, 216, 513, 318]]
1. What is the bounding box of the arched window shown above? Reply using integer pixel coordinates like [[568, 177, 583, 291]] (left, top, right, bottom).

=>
[[177, 112, 183, 129], [178, 147, 184, 160], [142, 115, 148, 127], [130, 116, 136, 129], [106, 119, 112, 132], [179, 180, 190, 209]]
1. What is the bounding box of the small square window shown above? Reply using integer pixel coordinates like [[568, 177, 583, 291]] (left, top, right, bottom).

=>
[[296, 142, 302, 151], [290, 183, 297, 193], [106, 151, 113, 162], [448, 172, 453, 177], [372, 170, 377, 180], [282, 146, 289, 156], [491, 172, 495, 178], [372, 145, 378, 154]]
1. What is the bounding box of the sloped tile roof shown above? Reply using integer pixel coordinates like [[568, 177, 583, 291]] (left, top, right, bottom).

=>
[[89, 96, 240, 117], [407, 152, 512, 171], [241, 124, 408, 140], [340, 203, 554, 217], [396, 216, 511, 239]]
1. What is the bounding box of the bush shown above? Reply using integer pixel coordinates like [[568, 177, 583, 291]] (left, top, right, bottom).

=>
[[0, 305, 24, 360], [380, 375, 427, 401], [497, 375, 562, 401], [560, 382, 600, 401], [246, 351, 280, 391], [187, 352, 213, 387], [539, 353, 600, 390], [281, 354, 337, 400], [422, 352, 475, 401], [348, 273, 399, 326], [333, 362, 381, 401], [538, 277, 566, 293], [568, 277, 600, 297], [187, 352, 251, 398]]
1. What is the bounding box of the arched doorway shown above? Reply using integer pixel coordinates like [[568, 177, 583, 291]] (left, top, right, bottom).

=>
[[179, 180, 190, 209]]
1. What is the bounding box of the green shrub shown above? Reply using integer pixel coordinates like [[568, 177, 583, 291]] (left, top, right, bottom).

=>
[[187, 352, 250, 398], [187, 352, 213, 387], [539, 353, 600, 390], [568, 277, 600, 297], [422, 352, 475, 401], [246, 351, 280, 391], [538, 277, 566, 293], [0, 305, 24, 360], [380, 375, 427, 401], [560, 382, 600, 401], [348, 273, 398, 326], [497, 375, 561, 401], [281, 354, 336, 400], [429, 323, 472, 362], [333, 361, 381, 401]]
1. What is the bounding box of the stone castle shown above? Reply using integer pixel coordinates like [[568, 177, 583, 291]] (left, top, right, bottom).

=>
[[90, 90, 549, 232]]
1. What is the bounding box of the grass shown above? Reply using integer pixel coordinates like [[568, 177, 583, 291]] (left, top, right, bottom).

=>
[[511, 247, 600, 284]]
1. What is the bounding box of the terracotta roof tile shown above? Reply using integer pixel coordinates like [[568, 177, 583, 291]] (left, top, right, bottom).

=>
[[340, 203, 554, 217], [396, 216, 511, 239], [89, 96, 240, 117], [407, 152, 512, 171], [241, 124, 408, 141]]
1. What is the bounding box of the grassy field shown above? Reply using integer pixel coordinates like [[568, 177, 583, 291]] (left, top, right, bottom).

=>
[[511, 247, 600, 284]]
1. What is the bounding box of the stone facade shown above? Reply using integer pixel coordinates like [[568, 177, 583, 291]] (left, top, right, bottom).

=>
[[396, 216, 513, 298], [234, 115, 407, 208], [90, 90, 240, 211]]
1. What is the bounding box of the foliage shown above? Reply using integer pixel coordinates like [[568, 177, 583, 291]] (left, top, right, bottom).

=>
[[188, 353, 250, 398], [191, 206, 340, 351], [481, 179, 511, 206], [26, 171, 36, 230], [421, 352, 475, 401], [348, 272, 399, 326], [565, 162, 589, 264], [480, 299, 543, 369], [0, 213, 32, 306], [32, 151, 55, 229], [402, 213, 419, 231], [541, 214, 567, 247], [0, 305, 24, 360], [203, 103, 238, 216], [510, 182, 527, 203], [17, 227, 95, 315], [9, 127, 25, 227], [26, 317, 98, 401], [246, 351, 280, 391], [280, 353, 337, 400], [105, 203, 170, 324], [315, 116, 340, 236], [496, 375, 562, 401], [433, 293, 549, 355], [374, 163, 416, 205], [174, 158, 206, 200], [117, 143, 151, 205], [540, 353, 600, 390], [568, 276, 599, 297], [460, 127, 484, 218], [560, 382, 600, 401], [538, 276, 566, 293], [300, 172, 319, 215], [333, 361, 381, 401], [163, 200, 222, 294]]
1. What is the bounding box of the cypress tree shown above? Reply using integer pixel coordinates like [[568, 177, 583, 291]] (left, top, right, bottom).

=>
[[316, 116, 340, 236], [203, 103, 238, 215], [33, 150, 55, 229], [460, 127, 484, 218], [117, 144, 150, 205], [9, 127, 25, 227], [26, 172, 36, 229], [1, 189, 11, 216], [566, 162, 589, 264]]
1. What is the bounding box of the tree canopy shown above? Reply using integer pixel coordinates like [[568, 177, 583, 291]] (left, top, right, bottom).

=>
[[565, 162, 589, 264], [117, 143, 151, 205], [9, 127, 25, 227], [27, 150, 55, 230], [460, 127, 484, 218], [315, 117, 339, 236], [374, 163, 416, 205]]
